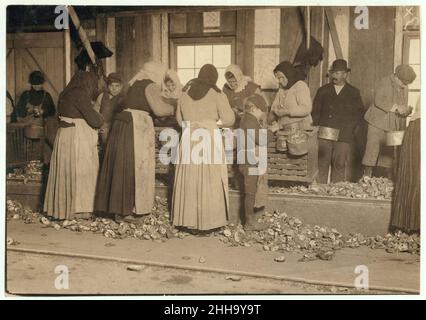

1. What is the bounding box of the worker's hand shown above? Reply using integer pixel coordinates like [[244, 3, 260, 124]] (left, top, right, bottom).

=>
[[26, 105, 35, 114], [268, 122, 280, 133], [390, 104, 401, 113]]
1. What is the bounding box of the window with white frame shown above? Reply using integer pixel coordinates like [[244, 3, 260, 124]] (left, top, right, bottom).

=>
[[403, 32, 420, 116], [172, 40, 233, 89]]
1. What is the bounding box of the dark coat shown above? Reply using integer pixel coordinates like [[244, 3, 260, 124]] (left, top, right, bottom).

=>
[[312, 82, 364, 143]]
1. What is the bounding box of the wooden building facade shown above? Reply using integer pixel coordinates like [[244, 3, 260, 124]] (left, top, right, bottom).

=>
[[6, 6, 420, 113]]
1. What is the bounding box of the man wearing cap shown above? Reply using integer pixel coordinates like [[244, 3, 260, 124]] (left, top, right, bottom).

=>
[[362, 64, 416, 178], [93, 72, 124, 145], [312, 59, 364, 183]]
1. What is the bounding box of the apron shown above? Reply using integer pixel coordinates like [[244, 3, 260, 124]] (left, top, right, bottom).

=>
[[127, 109, 156, 215]]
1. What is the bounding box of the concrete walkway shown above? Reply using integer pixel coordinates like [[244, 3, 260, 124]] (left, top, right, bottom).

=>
[[6, 220, 420, 294]]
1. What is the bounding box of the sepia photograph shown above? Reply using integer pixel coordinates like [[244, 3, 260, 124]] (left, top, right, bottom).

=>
[[2, 1, 422, 298]]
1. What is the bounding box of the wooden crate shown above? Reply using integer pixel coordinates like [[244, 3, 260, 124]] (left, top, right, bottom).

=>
[[6, 123, 43, 168], [153, 126, 318, 183]]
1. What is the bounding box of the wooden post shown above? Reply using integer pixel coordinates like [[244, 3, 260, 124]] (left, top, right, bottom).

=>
[[105, 17, 116, 74], [64, 28, 71, 84], [306, 6, 311, 50], [161, 13, 169, 67], [324, 7, 344, 59], [394, 7, 404, 69], [152, 14, 162, 63]]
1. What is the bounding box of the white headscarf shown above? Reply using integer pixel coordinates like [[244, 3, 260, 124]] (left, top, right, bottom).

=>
[[162, 69, 183, 99], [128, 61, 167, 87], [225, 64, 252, 93]]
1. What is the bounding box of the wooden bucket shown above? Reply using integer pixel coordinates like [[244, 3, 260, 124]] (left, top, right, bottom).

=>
[[287, 131, 308, 156], [276, 130, 287, 152], [24, 124, 44, 140]]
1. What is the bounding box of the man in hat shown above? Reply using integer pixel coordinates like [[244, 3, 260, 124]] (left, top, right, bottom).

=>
[[312, 59, 364, 183], [362, 64, 416, 178], [93, 72, 124, 145]]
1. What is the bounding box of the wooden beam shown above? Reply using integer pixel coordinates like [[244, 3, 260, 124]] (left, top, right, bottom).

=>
[[11, 38, 64, 49], [161, 13, 169, 67], [325, 7, 344, 59], [105, 17, 116, 73], [322, 12, 330, 85], [152, 14, 162, 63], [394, 6, 404, 69], [64, 28, 71, 84], [67, 6, 97, 66]]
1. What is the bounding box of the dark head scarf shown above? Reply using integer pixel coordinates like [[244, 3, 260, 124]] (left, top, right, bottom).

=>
[[185, 64, 221, 101], [273, 61, 304, 90], [29, 71, 45, 85], [61, 70, 99, 101]]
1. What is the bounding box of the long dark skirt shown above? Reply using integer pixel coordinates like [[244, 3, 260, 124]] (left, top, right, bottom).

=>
[[390, 119, 420, 233], [95, 111, 135, 216]]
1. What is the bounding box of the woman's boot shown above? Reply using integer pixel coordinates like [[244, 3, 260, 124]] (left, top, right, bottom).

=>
[[244, 195, 267, 231]]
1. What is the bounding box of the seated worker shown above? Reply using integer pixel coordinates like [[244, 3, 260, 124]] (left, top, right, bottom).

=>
[[238, 94, 276, 231], [93, 72, 124, 145], [15, 71, 56, 124]]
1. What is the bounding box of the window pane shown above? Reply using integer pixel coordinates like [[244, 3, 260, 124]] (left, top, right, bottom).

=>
[[195, 45, 213, 68], [409, 38, 420, 64], [213, 44, 231, 68], [408, 64, 420, 90], [177, 46, 195, 68], [253, 48, 280, 89], [177, 69, 196, 86], [254, 9, 281, 45]]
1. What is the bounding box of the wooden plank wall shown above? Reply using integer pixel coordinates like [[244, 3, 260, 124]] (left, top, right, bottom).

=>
[[236, 10, 254, 78], [7, 32, 65, 105], [116, 15, 154, 83], [349, 6, 395, 109]]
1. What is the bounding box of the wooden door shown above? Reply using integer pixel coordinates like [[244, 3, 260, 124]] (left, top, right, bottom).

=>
[[7, 32, 66, 105]]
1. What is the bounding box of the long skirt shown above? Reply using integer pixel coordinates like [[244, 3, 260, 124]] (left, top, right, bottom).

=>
[[43, 117, 99, 220], [172, 121, 229, 230], [390, 119, 420, 233], [95, 110, 155, 216]]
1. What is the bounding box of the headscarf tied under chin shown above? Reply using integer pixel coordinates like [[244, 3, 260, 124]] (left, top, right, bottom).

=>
[[128, 61, 168, 87], [184, 64, 221, 101], [224, 64, 252, 93], [162, 69, 183, 100], [273, 61, 304, 90]]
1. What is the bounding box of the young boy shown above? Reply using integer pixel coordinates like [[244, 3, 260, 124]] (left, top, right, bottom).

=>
[[238, 94, 276, 231], [93, 72, 125, 145]]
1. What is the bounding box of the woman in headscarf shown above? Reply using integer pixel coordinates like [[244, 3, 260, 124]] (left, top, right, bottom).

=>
[[95, 61, 175, 222], [223, 64, 267, 126], [390, 97, 420, 234], [15, 71, 56, 123], [172, 64, 235, 232], [14, 71, 57, 164], [162, 69, 183, 105], [271, 61, 313, 131], [44, 70, 104, 220]]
